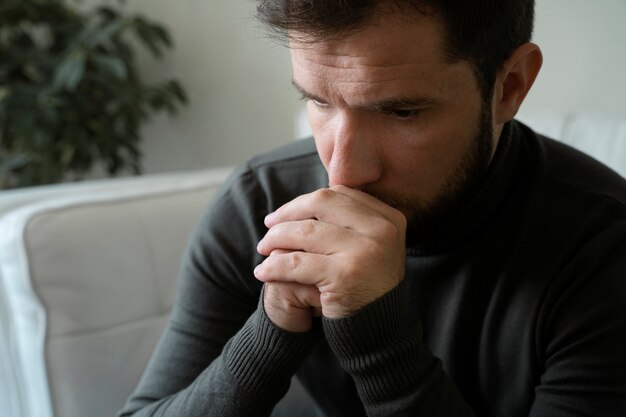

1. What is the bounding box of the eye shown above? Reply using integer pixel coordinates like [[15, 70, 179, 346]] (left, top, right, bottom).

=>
[[311, 99, 329, 108], [383, 109, 420, 120], [298, 93, 329, 108]]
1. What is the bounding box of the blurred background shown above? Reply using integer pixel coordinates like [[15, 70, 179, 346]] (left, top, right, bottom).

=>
[[2, 0, 625, 187], [113, 0, 626, 175]]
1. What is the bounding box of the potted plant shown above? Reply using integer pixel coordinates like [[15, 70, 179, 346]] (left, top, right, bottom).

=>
[[0, 0, 187, 189]]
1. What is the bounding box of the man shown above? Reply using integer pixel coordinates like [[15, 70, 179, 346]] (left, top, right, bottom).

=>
[[119, 1, 626, 416]]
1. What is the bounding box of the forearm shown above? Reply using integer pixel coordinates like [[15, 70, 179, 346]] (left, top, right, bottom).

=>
[[323, 280, 475, 417], [118, 305, 321, 417]]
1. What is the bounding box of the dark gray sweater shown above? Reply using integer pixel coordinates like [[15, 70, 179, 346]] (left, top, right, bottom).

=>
[[119, 121, 626, 417]]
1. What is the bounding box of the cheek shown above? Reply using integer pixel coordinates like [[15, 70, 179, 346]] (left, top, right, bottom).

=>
[[380, 114, 479, 189], [381, 131, 444, 191], [377, 119, 447, 165]]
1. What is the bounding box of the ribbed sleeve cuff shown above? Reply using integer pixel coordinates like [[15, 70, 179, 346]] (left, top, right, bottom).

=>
[[224, 289, 322, 398], [322, 280, 435, 404]]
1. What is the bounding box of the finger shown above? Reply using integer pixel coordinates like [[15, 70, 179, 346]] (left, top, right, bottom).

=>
[[265, 188, 394, 231], [330, 185, 406, 227], [254, 251, 331, 288], [257, 219, 354, 256], [263, 282, 321, 332], [264, 282, 322, 310], [269, 248, 291, 256]]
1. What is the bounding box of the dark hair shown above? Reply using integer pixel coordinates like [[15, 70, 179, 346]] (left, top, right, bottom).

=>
[[256, 0, 535, 99]]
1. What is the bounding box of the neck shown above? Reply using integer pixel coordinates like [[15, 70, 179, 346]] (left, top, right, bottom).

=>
[[406, 121, 521, 255]]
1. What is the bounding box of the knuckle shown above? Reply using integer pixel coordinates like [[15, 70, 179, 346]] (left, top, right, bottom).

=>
[[297, 219, 317, 237], [264, 281, 280, 298], [393, 211, 408, 230], [266, 281, 290, 301], [381, 216, 406, 243], [371, 218, 398, 241], [330, 184, 349, 194], [312, 187, 334, 204], [288, 252, 304, 271], [360, 238, 381, 261]]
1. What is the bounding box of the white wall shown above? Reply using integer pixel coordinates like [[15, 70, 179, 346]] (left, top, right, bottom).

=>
[[87, 0, 303, 175], [98, 0, 626, 175], [523, 0, 626, 115]]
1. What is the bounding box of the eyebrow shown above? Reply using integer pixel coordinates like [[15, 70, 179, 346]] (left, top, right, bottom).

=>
[[291, 79, 437, 111]]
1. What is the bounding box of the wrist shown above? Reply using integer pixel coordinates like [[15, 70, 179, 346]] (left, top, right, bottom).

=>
[[322, 280, 435, 403], [225, 292, 323, 397]]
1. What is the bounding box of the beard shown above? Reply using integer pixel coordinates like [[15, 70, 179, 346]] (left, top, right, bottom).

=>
[[362, 102, 495, 235]]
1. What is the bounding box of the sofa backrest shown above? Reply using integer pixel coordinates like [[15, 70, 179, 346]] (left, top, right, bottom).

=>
[[0, 168, 232, 417], [516, 110, 626, 178]]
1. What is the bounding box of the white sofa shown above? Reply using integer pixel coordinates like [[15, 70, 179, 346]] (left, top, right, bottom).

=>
[[0, 111, 624, 417], [0, 169, 233, 417]]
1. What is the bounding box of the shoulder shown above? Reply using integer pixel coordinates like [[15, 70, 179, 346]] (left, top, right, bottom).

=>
[[247, 136, 320, 169], [509, 122, 626, 286], [540, 134, 625, 207], [516, 121, 626, 225], [510, 123, 626, 364], [209, 138, 327, 219]]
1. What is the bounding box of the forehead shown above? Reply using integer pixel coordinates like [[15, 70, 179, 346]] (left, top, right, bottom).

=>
[[289, 11, 474, 101]]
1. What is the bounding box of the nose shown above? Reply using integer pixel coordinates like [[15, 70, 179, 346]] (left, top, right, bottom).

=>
[[326, 111, 382, 188]]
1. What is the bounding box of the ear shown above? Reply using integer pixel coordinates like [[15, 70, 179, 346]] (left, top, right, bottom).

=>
[[493, 43, 543, 124]]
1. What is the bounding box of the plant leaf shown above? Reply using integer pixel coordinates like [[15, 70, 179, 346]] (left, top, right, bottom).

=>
[[168, 80, 188, 103], [1, 0, 187, 187], [96, 6, 120, 22], [149, 23, 172, 47], [0, 87, 10, 103], [52, 48, 87, 91], [84, 18, 125, 48], [0, 153, 30, 173], [132, 17, 166, 58], [91, 53, 127, 79]]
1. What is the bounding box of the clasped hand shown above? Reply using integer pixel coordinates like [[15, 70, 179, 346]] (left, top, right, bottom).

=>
[[254, 185, 407, 332]]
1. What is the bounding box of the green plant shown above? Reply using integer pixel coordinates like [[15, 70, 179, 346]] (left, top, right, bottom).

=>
[[0, 0, 187, 188]]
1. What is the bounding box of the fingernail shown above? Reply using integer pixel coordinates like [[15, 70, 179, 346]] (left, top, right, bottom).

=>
[[264, 212, 275, 225], [254, 264, 263, 277]]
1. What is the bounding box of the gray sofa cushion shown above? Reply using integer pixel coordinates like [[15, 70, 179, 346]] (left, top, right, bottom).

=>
[[0, 169, 231, 417]]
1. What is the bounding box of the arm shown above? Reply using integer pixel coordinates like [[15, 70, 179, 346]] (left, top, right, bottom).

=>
[[254, 185, 626, 416], [322, 281, 474, 417], [117, 167, 321, 417], [255, 185, 477, 416]]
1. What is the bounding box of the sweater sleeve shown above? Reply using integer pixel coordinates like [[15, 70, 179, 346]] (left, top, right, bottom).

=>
[[322, 279, 476, 417], [119, 295, 321, 417], [320, 222, 626, 417], [117, 165, 322, 417]]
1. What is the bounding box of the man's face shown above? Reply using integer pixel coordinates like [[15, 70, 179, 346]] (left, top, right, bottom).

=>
[[290, 11, 497, 229]]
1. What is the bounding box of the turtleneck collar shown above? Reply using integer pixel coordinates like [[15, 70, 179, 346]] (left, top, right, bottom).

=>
[[406, 120, 522, 255]]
